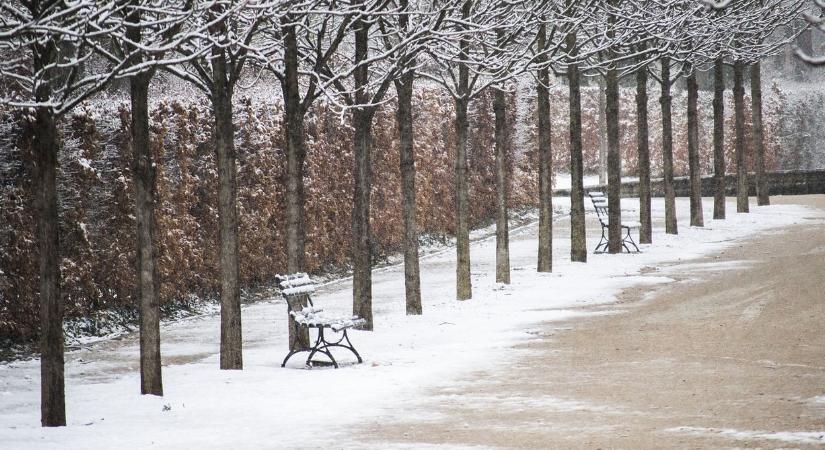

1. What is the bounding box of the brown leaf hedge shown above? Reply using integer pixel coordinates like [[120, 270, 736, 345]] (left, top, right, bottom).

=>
[[0, 84, 786, 343]]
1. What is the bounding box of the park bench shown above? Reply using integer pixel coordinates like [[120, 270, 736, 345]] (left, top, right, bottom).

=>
[[588, 191, 640, 254], [276, 273, 365, 368]]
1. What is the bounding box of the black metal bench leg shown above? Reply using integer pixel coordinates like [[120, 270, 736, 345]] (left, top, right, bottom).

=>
[[281, 348, 304, 368], [595, 226, 609, 254], [306, 328, 339, 369], [621, 227, 640, 253], [341, 330, 363, 363]]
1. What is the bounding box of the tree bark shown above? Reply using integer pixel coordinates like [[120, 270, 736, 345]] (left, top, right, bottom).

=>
[[751, 62, 769, 206], [125, 3, 163, 396], [454, 97, 472, 299], [713, 58, 726, 220], [351, 11, 375, 328], [733, 60, 749, 213], [636, 63, 651, 244], [131, 74, 163, 395], [494, 85, 510, 283], [282, 20, 307, 273], [454, 0, 473, 299], [33, 35, 65, 427], [660, 58, 677, 234], [212, 52, 243, 370], [567, 32, 586, 263], [395, 71, 422, 314], [281, 19, 311, 348], [686, 69, 704, 227], [606, 65, 622, 254], [536, 23, 553, 272], [35, 106, 65, 428], [597, 79, 608, 186], [351, 108, 374, 328]]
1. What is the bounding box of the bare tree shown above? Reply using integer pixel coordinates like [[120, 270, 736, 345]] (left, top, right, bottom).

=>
[[313, 0, 444, 326], [165, 0, 276, 369], [260, 0, 355, 348], [1, 0, 122, 426], [378, 0, 452, 313], [89, 0, 197, 397], [422, 0, 529, 297]]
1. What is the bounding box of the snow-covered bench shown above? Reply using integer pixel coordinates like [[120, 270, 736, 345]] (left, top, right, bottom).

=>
[[589, 191, 640, 254], [276, 273, 365, 368]]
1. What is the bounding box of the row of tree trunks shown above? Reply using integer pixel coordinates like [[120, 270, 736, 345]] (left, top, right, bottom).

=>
[[494, 84, 511, 283], [536, 22, 553, 273], [686, 69, 704, 228], [660, 58, 678, 235], [636, 63, 652, 244], [713, 58, 726, 220]]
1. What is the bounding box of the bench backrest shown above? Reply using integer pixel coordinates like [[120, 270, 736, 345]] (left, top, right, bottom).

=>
[[275, 272, 316, 312], [589, 192, 608, 225]]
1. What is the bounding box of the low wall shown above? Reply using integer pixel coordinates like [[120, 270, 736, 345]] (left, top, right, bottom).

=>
[[554, 169, 825, 198]]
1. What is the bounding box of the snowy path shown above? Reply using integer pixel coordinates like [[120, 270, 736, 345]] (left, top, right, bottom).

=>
[[1, 196, 822, 449]]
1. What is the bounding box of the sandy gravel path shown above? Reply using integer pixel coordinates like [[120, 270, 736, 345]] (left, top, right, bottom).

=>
[[359, 195, 825, 449]]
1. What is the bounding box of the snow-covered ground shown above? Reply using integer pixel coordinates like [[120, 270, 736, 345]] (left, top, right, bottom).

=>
[[1, 196, 822, 449]]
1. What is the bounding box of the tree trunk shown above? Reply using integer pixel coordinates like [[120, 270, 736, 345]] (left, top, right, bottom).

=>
[[454, 1, 473, 299], [536, 23, 553, 272], [125, 3, 162, 396], [351, 108, 374, 328], [283, 21, 307, 273], [212, 54, 243, 370], [713, 58, 726, 220], [686, 69, 704, 227], [494, 85, 510, 283], [660, 58, 677, 234], [636, 64, 651, 244], [598, 79, 608, 186], [395, 72, 422, 314], [606, 66, 622, 254], [131, 74, 163, 395], [282, 20, 311, 348], [351, 12, 375, 327], [752, 62, 769, 206], [32, 36, 65, 427], [567, 31, 586, 262], [35, 106, 65, 427], [454, 97, 472, 299], [733, 60, 749, 213]]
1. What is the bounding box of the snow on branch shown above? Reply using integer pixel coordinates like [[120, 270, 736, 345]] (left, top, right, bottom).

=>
[[0, 1, 124, 115]]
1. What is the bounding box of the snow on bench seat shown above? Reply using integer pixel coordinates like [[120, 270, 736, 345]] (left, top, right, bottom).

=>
[[291, 307, 367, 332]]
